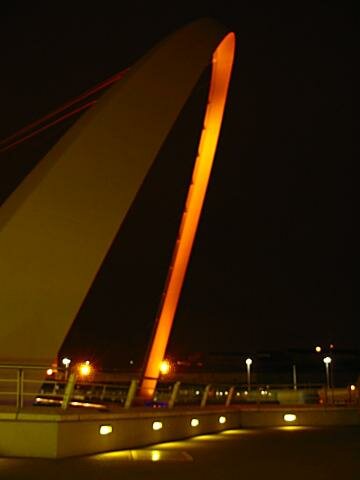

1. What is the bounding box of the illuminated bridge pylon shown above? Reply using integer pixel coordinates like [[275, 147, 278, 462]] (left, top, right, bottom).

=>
[[139, 30, 235, 399], [0, 19, 235, 401]]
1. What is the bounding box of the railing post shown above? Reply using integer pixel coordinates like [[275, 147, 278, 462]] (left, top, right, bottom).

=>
[[225, 386, 235, 407], [61, 372, 76, 410], [16, 368, 24, 410], [124, 379, 138, 408], [100, 384, 107, 401], [168, 381, 181, 408], [201, 384, 211, 407]]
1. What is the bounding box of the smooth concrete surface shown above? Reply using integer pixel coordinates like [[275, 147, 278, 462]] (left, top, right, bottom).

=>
[[1, 426, 360, 480], [240, 405, 360, 427], [0, 18, 229, 367], [0, 406, 240, 458], [0, 405, 359, 458]]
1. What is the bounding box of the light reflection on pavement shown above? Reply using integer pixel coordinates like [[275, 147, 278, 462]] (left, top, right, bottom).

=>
[[1, 427, 360, 480]]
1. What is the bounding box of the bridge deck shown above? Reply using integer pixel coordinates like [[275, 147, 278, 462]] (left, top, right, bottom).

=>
[[0, 426, 359, 480]]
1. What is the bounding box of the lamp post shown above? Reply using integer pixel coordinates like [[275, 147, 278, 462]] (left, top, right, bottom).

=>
[[62, 357, 71, 380], [323, 356, 332, 404], [245, 358, 252, 392], [292, 364, 297, 390]]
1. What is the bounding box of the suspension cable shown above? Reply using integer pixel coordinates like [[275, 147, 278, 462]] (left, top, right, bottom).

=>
[[0, 68, 129, 153]]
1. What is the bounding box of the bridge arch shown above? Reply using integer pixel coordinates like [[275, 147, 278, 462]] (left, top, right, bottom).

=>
[[0, 19, 235, 397]]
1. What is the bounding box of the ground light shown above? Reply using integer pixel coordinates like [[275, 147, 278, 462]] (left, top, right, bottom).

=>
[[99, 425, 113, 435], [151, 451, 161, 462], [191, 418, 200, 427], [152, 421, 163, 431], [218, 416, 227, 424], [283, 414, 297, 422]]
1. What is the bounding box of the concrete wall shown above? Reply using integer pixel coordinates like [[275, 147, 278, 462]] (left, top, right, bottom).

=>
[[240, 407, 360, 428], [56, 409, 240, 458], [0, 406, 359, 459]]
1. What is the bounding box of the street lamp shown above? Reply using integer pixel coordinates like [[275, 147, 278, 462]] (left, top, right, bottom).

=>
[[323, 356, 332, 403], [245, 358, 252, 392], [159, 359, 171, 376], [62, 357, 71, 380], [78, 360, 92, 378]]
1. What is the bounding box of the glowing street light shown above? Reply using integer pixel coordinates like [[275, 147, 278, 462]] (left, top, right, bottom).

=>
[[62, 357, 71, 368], [78, 360, 92, 378], [159, 359, 171, 376], [323, 356, 332, 403], [315, 346, 322, 353], [245, 358, 252, 392], [62, 357, 71, 380]]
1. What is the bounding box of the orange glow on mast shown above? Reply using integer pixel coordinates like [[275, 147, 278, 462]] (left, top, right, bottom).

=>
[[139, 32, 235, 399]]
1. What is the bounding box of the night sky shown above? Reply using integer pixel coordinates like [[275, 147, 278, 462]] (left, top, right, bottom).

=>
[[0, 4, 354, 369]]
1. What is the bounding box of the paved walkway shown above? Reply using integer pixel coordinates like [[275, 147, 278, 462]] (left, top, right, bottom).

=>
[[1, 426, 359, 480]]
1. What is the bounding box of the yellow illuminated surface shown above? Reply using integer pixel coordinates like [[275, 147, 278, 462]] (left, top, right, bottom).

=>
[[191, 434, 228, 442], [152, 421, 163, 431], [277, 426, 310, 431], [91, 449, 192, 462], [221, 429, 258, 436], [139, 31, 235, 399], [150, 440, 193, 449], [99, 425, 113, 435], [151, 450, 161, 462]]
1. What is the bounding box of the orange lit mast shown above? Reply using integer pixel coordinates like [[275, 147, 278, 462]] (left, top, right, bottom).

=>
[[139, 32, 235, 399]]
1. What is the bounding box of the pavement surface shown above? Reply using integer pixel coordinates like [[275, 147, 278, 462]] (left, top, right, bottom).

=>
[[0, 426, 359, 480]]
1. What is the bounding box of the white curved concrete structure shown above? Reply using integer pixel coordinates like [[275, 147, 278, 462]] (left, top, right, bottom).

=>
[[0, 18, 234, 373]]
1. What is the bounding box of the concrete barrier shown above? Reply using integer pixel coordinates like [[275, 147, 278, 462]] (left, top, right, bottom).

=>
[[0, 406, 359, 458], [0, 407, 240, 458]]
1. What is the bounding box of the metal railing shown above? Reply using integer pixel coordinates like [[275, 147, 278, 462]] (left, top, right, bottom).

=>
[[0, 364, 49, 409], [1, 365, 359, 411]]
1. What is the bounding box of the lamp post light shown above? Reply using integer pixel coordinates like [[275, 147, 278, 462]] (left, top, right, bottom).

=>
[[159, 359, 171, 376], [323, 356, 332, 404], [78, 360, 92, 378], [245, 358, 252, 392], [62, 357, 71, 380]]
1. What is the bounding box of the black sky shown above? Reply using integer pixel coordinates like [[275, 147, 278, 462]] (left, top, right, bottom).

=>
[[0, 4, 354, 368]]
